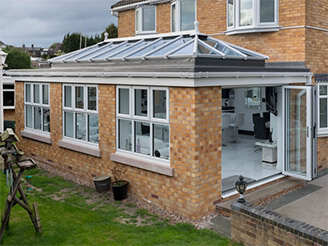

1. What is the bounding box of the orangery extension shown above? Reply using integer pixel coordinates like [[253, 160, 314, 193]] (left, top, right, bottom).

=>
[[7, 26, 317, 219]]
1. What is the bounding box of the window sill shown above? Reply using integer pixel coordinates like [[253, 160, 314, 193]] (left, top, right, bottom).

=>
[[225, 26, 280, 35], [318, 131, 328, 138], [135, 31, 158, 36], [21, 129, 52, 144], [3, 106, 15, 110], [111, 152, 174, 177], [58, 139, 101, 157]]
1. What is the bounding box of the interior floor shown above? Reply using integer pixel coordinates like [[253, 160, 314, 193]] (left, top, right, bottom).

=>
[[222, 133, 282, 191]]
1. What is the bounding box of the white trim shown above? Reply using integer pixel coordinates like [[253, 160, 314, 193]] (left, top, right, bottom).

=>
[[58, 138, 101, 157], [317, 83, 328, 134], [111, 0, 169, 12], [3, 81, 15, 109], [135, 5, 157, 34]]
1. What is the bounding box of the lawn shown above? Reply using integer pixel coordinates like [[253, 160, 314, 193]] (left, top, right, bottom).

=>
[[0, 167, 236, 246]]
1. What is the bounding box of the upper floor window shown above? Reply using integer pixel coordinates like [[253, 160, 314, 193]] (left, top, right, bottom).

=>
[[135, 6, 156, 34], [63, 84, 99, 144], [171, 0, 196, 32], [3, 82, 15, 109], [227, 0, 278, 34], [25, 83, 50, 133], [116, 86, 169, 163], [318, 84, 328, 135]]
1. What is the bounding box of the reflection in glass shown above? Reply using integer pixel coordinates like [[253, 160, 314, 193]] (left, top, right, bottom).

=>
[[88, 115, 99, 143], [320, 85, 327, 95], [26, 105, 33, 128], [43, 108, 50, 132], [172, 3, 176, 31], [260, 0, 274, 23], [64, 86, 72, 107], [135, 9, 139, 32], [34, 107, 42, 130], [153, 124, 169, 159], [64, 112, 74, 137], [88, 87, 97, 111], [134, 121, 150, 155], [75, 86, 84, 109], [142, 7, 156, 31], [34, 84, 40, 103], [180, 0, 195, 31], [42, 85, 49, 105], [135, 89, 148, 117], [320, 98, 327, 128], [153, 90, 167, 119], [3, 91, 14, 106], [119, 88, 130, 114], [245, 88, 261, 109], [119, 119, 132, 151], [239, 0, 253, 26], [228, 0, 234, 27], [26, 84, 31, 102], [76, 113, 86, 140]]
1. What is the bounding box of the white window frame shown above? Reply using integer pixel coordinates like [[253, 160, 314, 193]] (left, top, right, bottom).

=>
[[135, 5, 157, 34], [62, 84, 99, 146], [226, 0, 279, 34], [171, 0, 197, 32], [116, 86, 170, 164], [3, 81, 15, 109], [317, 83, 328, 136], [24, 82, 50, 133]]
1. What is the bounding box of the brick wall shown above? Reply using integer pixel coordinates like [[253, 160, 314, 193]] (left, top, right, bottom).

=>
[[231, 202, 328, 246], [15, 82, 222, 220]]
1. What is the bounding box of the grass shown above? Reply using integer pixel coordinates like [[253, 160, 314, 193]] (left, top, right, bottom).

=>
[[0, 168, 238, 246]]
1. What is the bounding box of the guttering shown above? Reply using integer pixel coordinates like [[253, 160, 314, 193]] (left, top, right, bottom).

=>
[[111, 0, 170, 12]]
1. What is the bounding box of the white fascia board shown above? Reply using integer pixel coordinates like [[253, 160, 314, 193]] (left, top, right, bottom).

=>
[[111, 0, 170, 12]]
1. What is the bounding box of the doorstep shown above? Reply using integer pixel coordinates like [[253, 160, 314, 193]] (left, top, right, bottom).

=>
[[216, 176, 306, 217]]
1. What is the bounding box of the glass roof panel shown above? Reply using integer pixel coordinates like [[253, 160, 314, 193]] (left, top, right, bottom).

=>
[[147, 37, 192, 57], [92, 41, 137, 60], [128, 39, 169, 57], [109, 40, 152, 58], [77, 43, 115, 60], [197, 43, 212, 54], [64, 45, 100, 61], [170, 42, 194, 55]]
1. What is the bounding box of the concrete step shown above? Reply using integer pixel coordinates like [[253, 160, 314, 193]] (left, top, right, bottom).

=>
[[216, 176, 306, 217]]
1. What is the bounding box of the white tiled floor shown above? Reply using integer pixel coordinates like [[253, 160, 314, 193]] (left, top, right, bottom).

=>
[[222, 133, 282, 181]]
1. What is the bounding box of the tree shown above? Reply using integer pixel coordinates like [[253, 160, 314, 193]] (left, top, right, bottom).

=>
[[102, 24, 118, 39], [3, 46, 31, 69], [61, 33, 81, 53]]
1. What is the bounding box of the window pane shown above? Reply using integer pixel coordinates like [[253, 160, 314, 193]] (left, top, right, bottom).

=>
[[172, 4, 176, 32], [88, 87, 97, 111], [64, 86, 72, 107], [25, 84, 31, 102], [76, 113, 86, 140], [134, 121, 150, 155], [64, 112, 74, 137], [88, 115, 99, 143], [319, 85, 327, 96], [142, 7, 155, 32], [3, 91, 14, 106], [136, 9, 139, 32], [3, 84, 14, 89], [34, 107, 42, 130], [75, 86, 84, 109], [240, 0, 253, 26], [260, 0, 274, 23], [118, 119, 132, 151], [33, 84, 40, 103], [119, 88, 130, 114], [26, 105, 33, 128], [180, 0, 195, 31], [320, 98, 328, 128], [228, 0, 234, 27], [43, 108, 50, 132], [153, 90, 167, 119], [135, 89, 148, 117], [42, 84, 49, 105], [153, 124, 169, 160]]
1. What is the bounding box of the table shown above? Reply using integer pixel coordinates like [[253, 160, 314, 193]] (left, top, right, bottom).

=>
[[255, 140, 277, 167]]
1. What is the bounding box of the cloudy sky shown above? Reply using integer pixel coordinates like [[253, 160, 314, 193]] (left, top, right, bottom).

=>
[[0, 0, 118, 48]]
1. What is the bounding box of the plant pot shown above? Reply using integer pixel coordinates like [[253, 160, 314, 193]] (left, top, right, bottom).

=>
[[93, 175, 111, 193], [111, 180, 129, 201]]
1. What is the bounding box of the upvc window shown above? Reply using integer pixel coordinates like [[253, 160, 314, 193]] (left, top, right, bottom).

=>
[[116, 86, 170, 163], [63, 84, 99, 144], [318, 83, 328, 135], [226, 0, 278, 34], [24, 83, 50, 132], [3, 82, 15, 109], [171, 0, 196, 32], [135, 5, 156, 34]]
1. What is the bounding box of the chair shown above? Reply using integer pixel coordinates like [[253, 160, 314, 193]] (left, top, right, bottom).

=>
[[222, 114, 231, 146], [229, 114, 244, 142], [254, 117, 270, 139]]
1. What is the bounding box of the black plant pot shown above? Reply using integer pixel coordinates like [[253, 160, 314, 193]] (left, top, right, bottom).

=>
[[93, 175, 111, 193], [111, 180, 129, 201]]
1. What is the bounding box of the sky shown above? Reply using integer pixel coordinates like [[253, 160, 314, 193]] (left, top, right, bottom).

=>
[[0, 0, 118, 48]]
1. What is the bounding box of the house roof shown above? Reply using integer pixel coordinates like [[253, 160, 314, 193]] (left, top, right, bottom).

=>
[[49, 29, 268, 65], [111, 0, 148, 9]]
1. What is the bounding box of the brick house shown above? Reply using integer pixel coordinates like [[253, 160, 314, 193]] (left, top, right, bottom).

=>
[[6, 0, 327, 219]]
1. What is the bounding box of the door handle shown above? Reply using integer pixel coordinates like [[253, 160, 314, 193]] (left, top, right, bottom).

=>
[[306, 126, 309, 138]]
